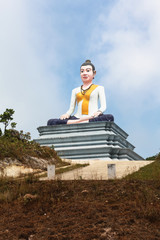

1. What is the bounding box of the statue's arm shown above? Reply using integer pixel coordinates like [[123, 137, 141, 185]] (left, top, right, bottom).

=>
[[89, 86, 106, 118], [98, 86, 107, 113], [66, 89, 76, 116], [60, 89, 76, 119]]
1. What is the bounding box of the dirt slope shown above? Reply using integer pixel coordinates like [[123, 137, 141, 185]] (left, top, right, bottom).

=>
[[0, 179, 160, 240]]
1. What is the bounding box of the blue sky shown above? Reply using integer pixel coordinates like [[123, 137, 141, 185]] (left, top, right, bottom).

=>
[[0, 0, 160, 158]]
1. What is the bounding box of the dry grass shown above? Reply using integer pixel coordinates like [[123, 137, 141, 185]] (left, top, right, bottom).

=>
[[0, 167, 160, 239], [125, 159, 160, 180]]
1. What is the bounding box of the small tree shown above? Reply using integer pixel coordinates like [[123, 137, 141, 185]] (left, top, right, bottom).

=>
[[0, 108, 16, 134], [11, 122, 17, 129]]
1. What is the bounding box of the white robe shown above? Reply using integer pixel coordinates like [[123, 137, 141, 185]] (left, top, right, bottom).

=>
[[66, 85, 106, 118]]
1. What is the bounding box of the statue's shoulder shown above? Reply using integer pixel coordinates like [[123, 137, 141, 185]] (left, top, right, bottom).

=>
[[98, 85, 105, 88], [94, 84, 104, 89], [72, 86, 81, 93]]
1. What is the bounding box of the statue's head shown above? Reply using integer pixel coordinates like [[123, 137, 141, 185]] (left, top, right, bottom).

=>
[[80, 60, 95, 72], [80, 60, 96, 82]]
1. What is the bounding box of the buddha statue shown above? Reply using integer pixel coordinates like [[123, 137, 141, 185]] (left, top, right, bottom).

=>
[[47, 60, 114, 125]]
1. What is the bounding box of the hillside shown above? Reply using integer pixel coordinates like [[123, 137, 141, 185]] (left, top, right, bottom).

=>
[[0, 159, 160, 239], [0, 129, 67, 171]]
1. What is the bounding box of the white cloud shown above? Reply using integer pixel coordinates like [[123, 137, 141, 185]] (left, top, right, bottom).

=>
[[0, 0, 64, 138], [89, 0, 160, 157], [0, 0, 98, 138], [91, 0, 160, 107]]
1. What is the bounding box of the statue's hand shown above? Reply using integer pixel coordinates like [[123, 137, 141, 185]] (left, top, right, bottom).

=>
[[60, 113, 70, 120], [92, 111, 102, 118]]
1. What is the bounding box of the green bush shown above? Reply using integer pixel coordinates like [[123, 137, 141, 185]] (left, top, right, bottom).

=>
[[0, 130, 60, 162]]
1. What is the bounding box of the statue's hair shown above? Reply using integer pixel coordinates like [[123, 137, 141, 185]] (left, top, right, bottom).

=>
[[81, 59, 95, 71]]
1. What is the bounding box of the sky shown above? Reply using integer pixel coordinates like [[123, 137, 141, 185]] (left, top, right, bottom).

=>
[[0, 0, 160, 159]]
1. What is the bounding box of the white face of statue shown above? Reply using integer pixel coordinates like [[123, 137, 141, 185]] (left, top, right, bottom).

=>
[[80, 65, 96, 85]]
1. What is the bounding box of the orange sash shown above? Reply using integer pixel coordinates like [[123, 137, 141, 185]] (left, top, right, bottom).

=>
[[76, 84, 98, 115]]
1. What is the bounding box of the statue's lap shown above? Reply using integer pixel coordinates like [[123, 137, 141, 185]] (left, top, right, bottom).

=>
[[47, 114, 114, 125]]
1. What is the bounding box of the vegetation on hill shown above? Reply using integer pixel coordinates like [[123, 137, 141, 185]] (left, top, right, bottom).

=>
[[0, 108, 65, 168], [0, 130, 62, 164], [0, 108, 16, 135], [125, 158, 160, 180], [146, 153, 160, 160]]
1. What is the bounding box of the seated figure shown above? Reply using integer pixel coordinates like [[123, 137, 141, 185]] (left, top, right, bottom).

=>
[[47, 60, 114, 125]]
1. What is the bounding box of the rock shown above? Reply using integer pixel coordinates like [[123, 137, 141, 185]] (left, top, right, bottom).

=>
[[23, 194, 38, 201], [81, 189, 89, 194]]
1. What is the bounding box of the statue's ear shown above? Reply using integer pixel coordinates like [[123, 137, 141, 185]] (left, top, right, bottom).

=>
[[93, 70, 96, 77]]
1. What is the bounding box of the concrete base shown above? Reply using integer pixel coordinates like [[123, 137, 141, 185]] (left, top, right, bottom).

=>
[[34, 121, 143, 160], [52, 159, 152, 180]]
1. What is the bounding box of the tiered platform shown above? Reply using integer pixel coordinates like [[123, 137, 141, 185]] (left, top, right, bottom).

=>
[[34, 122, 143, 160]]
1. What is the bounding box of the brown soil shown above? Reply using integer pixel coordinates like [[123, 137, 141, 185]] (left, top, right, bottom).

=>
[[0, 179, 160, 240]]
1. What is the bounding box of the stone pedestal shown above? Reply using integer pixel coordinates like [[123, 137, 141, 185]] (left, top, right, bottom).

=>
[[108, 164, 116, 179], [47, 164, 55, 180], [34, 122, 143, 160]]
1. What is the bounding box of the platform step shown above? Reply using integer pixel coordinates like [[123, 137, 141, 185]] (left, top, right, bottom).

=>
[[34, 121, 143, 160]]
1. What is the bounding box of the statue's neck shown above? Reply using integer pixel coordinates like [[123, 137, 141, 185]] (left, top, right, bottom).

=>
[[82, 82, 93, 90]]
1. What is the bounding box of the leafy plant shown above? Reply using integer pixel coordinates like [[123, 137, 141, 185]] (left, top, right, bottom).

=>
[[0, 108, 16, 134], [11, 122, 17, 129]]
